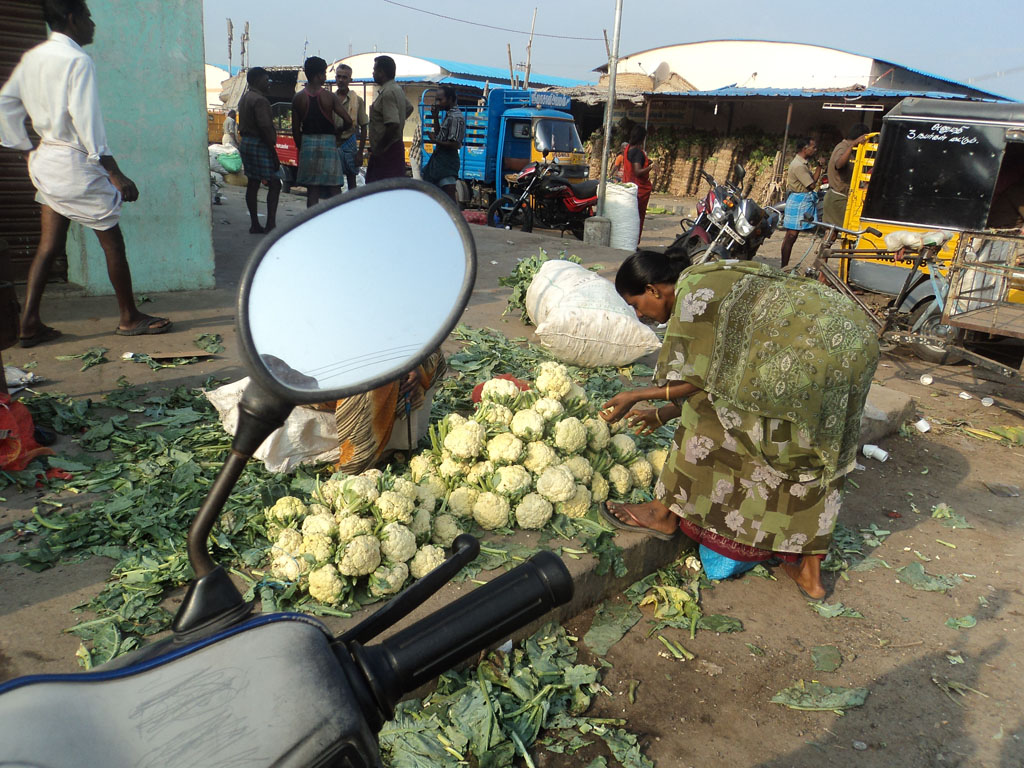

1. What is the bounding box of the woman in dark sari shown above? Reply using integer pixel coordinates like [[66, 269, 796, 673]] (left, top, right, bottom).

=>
[[600, 251, 879, 598]]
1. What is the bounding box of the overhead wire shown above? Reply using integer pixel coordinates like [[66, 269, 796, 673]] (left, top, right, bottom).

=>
[[381, 0, 603, 41]]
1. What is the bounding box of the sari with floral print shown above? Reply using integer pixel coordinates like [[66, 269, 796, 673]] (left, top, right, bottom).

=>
[[654, 261, 878, 558]]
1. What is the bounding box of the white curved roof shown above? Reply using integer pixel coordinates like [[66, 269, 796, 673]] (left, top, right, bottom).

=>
[[327, 53, 445, 82], [205, 64, 231, 109], [601, 40, 878, 91]]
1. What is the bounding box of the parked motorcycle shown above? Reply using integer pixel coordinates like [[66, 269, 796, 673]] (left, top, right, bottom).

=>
[[487, 157, 598, 240], [667, 165, 780, 264], [0, 179, 574, 768]]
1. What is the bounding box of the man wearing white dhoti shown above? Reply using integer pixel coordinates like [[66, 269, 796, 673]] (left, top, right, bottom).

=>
[[0, 0, 171, 346]]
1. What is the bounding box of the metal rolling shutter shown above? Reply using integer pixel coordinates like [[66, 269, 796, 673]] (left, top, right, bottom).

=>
[[0, 1, 64, 282]]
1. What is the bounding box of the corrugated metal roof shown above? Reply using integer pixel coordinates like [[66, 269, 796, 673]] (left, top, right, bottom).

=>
[[649, 86, 1014, 101]]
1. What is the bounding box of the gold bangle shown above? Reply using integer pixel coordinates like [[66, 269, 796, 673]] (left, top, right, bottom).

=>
[[665, 383, 671, 401], [654, 408, 664, 427]]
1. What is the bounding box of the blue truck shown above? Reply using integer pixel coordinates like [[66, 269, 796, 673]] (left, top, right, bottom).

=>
[[419, 88, 587, 208]]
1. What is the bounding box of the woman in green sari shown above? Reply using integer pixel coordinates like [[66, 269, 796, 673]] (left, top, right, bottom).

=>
[[600, 251, 879, 598]]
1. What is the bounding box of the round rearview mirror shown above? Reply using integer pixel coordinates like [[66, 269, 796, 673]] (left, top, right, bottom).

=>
[[238, 179, 476, 403]]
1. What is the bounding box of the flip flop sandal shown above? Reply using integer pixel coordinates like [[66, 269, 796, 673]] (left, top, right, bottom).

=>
[[115, 317, 172, 336], [599, 501, 677, 541], [18, 326, 62, 348]]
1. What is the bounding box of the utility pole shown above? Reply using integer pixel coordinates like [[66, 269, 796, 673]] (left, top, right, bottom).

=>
[[507, 44, 516, 88], [596, 0, 623, 218], [405, 35, 409, 54], [523, 7, 537, 90], [227, 19, 233, 74]]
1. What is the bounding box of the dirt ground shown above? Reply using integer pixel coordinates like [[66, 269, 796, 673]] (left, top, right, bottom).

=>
[[2, 192, 1023, 766]]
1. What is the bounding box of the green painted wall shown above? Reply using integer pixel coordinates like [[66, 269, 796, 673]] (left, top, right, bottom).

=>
[[68, 0, 214, 294]]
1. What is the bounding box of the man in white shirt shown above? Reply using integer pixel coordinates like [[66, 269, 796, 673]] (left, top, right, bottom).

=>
[[0, 0, 171, 346]]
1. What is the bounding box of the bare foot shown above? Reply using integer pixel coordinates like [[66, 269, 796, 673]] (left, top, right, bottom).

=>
[[780, 556, 826, 600], [249, 223, 265, 234], [606, 500, 678, 536]]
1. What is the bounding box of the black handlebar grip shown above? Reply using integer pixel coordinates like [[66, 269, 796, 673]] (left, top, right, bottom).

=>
[[866, 227, 883, 237], [352, 550, 573, 720]]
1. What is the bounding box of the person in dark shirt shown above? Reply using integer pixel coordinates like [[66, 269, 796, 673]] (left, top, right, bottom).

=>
[[237, 67, 281, 233]]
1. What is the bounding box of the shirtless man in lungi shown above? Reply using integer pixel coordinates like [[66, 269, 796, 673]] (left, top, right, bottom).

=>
[[0, 0, 172, 346]]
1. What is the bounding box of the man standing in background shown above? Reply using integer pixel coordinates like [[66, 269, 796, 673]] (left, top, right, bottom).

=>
[[237, 66, 281, 234], [334, 63, 367, 192], [292, 56, 352, 208], [779, 138, 820, 268], [0, 0, 171, 345], [366, 55, 412, 183], [822, 124, 869, 227], [222, 108, 239, 149], [422, 86, 464, 203]]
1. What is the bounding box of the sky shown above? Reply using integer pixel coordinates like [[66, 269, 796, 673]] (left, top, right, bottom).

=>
[[203, 0, 1024, 101]]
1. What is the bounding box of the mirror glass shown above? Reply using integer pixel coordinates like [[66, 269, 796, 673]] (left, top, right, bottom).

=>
[[244, 185, 473, 399]]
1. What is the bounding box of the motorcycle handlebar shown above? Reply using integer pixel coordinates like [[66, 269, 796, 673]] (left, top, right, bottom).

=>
[[351, 550, 573, 722]]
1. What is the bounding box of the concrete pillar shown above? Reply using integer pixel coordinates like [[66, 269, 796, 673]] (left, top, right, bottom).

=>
[[583, 216, 611, 247]]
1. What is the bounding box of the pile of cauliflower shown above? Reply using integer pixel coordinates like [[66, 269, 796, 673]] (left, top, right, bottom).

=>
[[262, 361, 667, 608]]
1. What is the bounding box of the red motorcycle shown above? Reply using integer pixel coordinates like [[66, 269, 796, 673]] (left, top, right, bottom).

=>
[[487, 161, 598, 240]]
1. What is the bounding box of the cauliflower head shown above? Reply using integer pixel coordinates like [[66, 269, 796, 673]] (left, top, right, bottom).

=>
[[494, 464, 532, 498], [391, 477, 420, 502], [418, 473, 447, 499], [535, 361, 572, 399], [510, 409, 545, 441], [379, 522, 417, 563], [442, 412, 467, 431], [376, 490, 414, 525], [270, 552, 308, 581], [414, 485, 437, 513], [590, 472, 609, 503], [584, 417, 611, 451], [299, 532, 335, 565], [336, 534, 382, 577], [553, 416, 588, 455], [307, 502, 333, 518], [369, 562, 409, 597], [472, 491, 511, 530], [431, 513, 463, 548], [409, 544, 446, 579], [444, 420, 487, 460], [476, 402, 514, 428], [301, 513, 338, 538], [557, 483, 592, 518], [647, 449, 669, 477], [523, 441, 558, 474], [447, 486, 479, 518], [480, 377, 522, 404], [533, 397, 565, 422], [437, 452, 468, 481], [308, 564, 345, 604], [315, 478, 345, 510], [360, 468, 384, 485], [629, 457, 654, 490], [336, 515, 374, 544], [409, 506, 433, 543], [340, 475, 380, 512], [564, 382, 588, 404], [609, 433, 639, 465], [515, 493, 553, 529], [272, 527, 303, 557], [267, 496, 308, 525], [562, 455, 594, 485], [608, 464, 633, 497], [466, 460, 495, 486], [536, 465, 577, 503], [408, 453, 438, 483], [487, 433, 524, 465]]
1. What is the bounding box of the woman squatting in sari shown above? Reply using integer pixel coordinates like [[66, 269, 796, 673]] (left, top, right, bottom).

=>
[[599, 251, 878, 599]]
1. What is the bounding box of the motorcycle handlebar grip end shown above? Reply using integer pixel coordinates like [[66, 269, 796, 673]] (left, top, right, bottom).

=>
[[867, 227, 883, 237]]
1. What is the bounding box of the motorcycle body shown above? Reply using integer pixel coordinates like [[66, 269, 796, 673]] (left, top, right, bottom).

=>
[[487, 161, 598, 240], [0, 179, 574, 768]]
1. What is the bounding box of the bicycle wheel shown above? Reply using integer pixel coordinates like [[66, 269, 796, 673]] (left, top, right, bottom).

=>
[[908, 303, 963, 365], [486, 195, 530, 231]]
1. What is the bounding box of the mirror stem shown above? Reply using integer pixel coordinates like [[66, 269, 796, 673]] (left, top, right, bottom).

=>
[[174, 381, 294, 636]]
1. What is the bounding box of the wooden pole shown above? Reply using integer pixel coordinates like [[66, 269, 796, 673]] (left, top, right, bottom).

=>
[[507, 44, 516, 88], [524, 7, 537, 90]]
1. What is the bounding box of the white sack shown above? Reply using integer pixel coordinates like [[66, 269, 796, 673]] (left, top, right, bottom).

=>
[[525, 260, 660, 367], [605, 182, 640, 251]]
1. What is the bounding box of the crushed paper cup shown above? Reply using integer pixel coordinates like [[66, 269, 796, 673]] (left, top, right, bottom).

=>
[[958, 391, 973, 400], [862, 444, 889, 462], [914, 418, 931, 433], [981, 397, 994, 407], [919, 374, 933, 386]]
